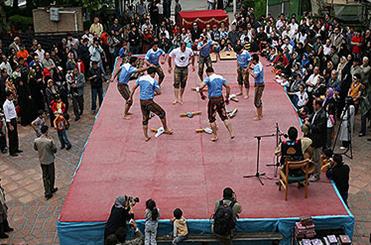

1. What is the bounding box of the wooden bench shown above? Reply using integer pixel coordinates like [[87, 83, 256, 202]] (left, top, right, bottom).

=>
[[158, 232, 283, 244]]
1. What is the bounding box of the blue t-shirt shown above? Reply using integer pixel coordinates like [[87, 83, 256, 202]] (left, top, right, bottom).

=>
[[136, 75, 160, 100], [253, 62, 264, 85], [198, 40, 213, 58], [237, 50, 252, 69], [145, 48, 165, 65], [119, 47, 127, 58], [118, 63, 138, 85], [204, 74, 227, 97]]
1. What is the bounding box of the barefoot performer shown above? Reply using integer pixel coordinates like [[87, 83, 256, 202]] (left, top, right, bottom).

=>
[[144, 39, 166, 84], [111, 57, 151, 119], [198, 67, 234, 142], [168, 42, 195, 105], [130, 67, 173, 141], [236, 45, 252, 99], [249, 54, 265, 120], [197, 35, 216, 81]]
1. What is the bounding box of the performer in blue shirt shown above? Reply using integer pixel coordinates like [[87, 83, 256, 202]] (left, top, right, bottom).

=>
[[198, 67, 234, 142], [111, 57, 150, 119], [144, 40, 166, 84], [249, 54, 265, 120], [236, 45, 252, 99], [130, 67, 173, 141], [197, 35, 215, 81]]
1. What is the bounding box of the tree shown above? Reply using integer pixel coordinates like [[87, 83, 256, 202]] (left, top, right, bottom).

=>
[[0, 0, 6, 32]]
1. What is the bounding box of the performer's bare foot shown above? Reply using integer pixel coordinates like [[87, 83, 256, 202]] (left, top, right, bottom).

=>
[[236, 92, 243, 96], [123, 114, 131, 120], [253, 116, 262, 121], [211, 136, 218, 142], [145, 136, 151, 142], [178, 99, 184, 105], [244, 95, 249, 99], [172, 100, 178, 105], [164, 129, 173, 135]]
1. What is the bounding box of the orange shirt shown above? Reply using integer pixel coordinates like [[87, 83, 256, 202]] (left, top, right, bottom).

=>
[[349, 81, 362, 99], [16, 50, 29, 59]]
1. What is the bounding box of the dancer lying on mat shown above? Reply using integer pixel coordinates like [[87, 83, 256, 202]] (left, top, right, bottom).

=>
[[111, 56, 152, 119], [130, 67, 173, 141], [198, 67, 234, 142]]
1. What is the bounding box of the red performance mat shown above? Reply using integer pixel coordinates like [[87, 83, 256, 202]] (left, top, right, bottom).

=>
[[60, 59, 348, 222], [178, 10, 229, 29]]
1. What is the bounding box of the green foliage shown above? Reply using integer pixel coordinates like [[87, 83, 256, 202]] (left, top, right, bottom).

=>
[[8, 14, 33, 30], [243, 0, 266, 18]]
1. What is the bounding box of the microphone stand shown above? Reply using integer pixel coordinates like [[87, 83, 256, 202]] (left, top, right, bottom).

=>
[[266, 122, 285, 177], [243, 133, 275, 185]]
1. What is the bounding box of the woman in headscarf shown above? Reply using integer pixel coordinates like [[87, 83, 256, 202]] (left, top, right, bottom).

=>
[[104, 196, 134, 243]]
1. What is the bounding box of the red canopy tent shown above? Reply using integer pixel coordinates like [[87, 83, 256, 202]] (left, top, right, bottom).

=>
[[177, 10, 229, 29]]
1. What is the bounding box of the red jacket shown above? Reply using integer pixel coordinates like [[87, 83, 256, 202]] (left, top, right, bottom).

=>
[[50, 100, 66, 114]]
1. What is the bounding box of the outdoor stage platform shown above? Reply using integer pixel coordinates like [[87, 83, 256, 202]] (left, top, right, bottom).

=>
[[57, 59, 354, 244]]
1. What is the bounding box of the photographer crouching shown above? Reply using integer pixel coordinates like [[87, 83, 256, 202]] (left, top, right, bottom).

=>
[[104, 195, 140, 243], [326, 154, 350, 207]]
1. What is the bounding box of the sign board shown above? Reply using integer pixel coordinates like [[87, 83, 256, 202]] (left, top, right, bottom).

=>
[[50, 7, 60, 22]]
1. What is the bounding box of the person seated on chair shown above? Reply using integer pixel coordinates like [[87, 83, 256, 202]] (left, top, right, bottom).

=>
[[279, 126, 304, 176]]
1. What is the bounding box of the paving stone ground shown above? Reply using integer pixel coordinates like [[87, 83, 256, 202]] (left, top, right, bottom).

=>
[[0, 83, 370, 244]]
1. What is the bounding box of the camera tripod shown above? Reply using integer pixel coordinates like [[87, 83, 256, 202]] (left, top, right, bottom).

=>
[[332, 103, 353, 159]]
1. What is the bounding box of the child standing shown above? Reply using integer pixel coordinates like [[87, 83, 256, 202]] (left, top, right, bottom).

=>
[[53, 110, 72, 150], [172, 208, 188, 245], [145, 199, 159, 245]]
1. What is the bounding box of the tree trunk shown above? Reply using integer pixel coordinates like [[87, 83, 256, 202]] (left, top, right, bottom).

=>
[[12, 0, 19, 9], [0, 0, 6, 33]]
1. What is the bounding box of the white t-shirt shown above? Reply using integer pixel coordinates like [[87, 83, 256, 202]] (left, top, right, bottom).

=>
[[295, 91, 308, 107], [169, 47, 194, 68]]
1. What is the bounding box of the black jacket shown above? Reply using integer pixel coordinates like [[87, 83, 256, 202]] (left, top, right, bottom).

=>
[[326, 163, 350, 194], [308, 108, 327, 148], [104, 206, 133, 238]]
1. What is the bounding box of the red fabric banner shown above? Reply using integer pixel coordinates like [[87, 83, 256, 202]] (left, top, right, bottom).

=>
[[178, 10, 229, 29]]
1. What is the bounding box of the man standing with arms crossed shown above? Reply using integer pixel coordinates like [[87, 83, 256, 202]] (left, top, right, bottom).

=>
[[130, 67, 173, 142], [198, 67, 234, 142], [111, 57, 150, 119], [249, 54, 265, 120], [34, 125, 58, 200], [236, 45, 252, 99], [144, 40, 166, 85], [168, 42, 195, 105]]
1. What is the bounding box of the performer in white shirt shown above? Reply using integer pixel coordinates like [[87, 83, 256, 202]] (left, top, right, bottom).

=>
[[2, 91, 22, 156], [168, 42, 195, 105]]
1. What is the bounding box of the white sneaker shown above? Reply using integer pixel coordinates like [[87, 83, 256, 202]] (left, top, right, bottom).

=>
[[155, 127, 164, 137], [340, 146, 346, 150]]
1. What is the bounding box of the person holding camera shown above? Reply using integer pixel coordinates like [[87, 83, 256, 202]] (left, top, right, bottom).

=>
[[104, 196, 136, 242], [326, 154, 350, 206], [213, 187, 241, 245]]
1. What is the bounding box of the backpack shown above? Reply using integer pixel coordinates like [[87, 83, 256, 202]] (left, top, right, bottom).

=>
[[213, 200, 236, 236]]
